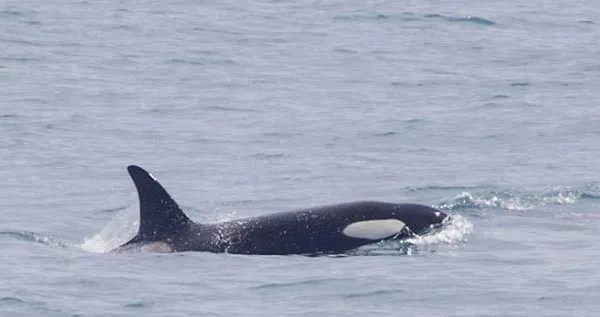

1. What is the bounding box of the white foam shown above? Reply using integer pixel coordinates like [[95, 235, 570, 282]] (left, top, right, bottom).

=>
[[542, 188, 579, 204], [406, 214, 473, 246], [80, 206, 139, 253]]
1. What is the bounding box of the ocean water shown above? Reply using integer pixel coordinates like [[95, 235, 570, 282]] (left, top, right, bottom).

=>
[[2, 0, 600, 316]]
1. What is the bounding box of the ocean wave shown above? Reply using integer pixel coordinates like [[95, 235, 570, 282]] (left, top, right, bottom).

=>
[[436, 183, 600, 212], [0, 10, 24, 17], [424, 14, 495, 26], [0, 296, 25, 304], [250, 277, 346, 290], [0, 231, 69, 249], [334, 12, 495, 26], [343, 289, 406, 299]]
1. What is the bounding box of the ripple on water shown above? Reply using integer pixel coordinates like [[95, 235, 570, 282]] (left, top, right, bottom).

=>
[[334, 12, 421, 23], [0, 231, 69, 249], [124, 301, 152, 309], [333, 12, 495, 26], [424, 14, 496, 26], [436, 184, 600, 212], [167, 58, 236, 66], [0, 297, 25, 305], [249, 277, 346, 290], [0, 10, 24, 16], [510, 82, 532, 87], [343, 289, 406, 299]]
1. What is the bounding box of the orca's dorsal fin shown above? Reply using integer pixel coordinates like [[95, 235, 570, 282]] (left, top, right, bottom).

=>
[[125, 165, 192, 244]]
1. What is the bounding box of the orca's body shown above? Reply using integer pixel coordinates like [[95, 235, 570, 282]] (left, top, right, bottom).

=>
[[115, 166, 447, 255]]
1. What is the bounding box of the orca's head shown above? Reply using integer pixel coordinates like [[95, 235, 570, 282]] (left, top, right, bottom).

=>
[[397, 204, 448, 235], [341, 203, 448, 242]]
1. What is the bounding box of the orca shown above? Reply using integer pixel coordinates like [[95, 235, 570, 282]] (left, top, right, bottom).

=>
[[113, 165, 448, 255]]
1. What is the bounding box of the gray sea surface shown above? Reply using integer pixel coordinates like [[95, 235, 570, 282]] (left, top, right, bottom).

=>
[[2, 0, 600, 316]]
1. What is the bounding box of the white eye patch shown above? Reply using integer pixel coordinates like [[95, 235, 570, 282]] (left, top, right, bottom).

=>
[[342, 219, 406, 240]]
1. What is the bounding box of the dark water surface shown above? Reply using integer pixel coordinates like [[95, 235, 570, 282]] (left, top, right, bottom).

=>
[[2, 0, 600, 316]]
